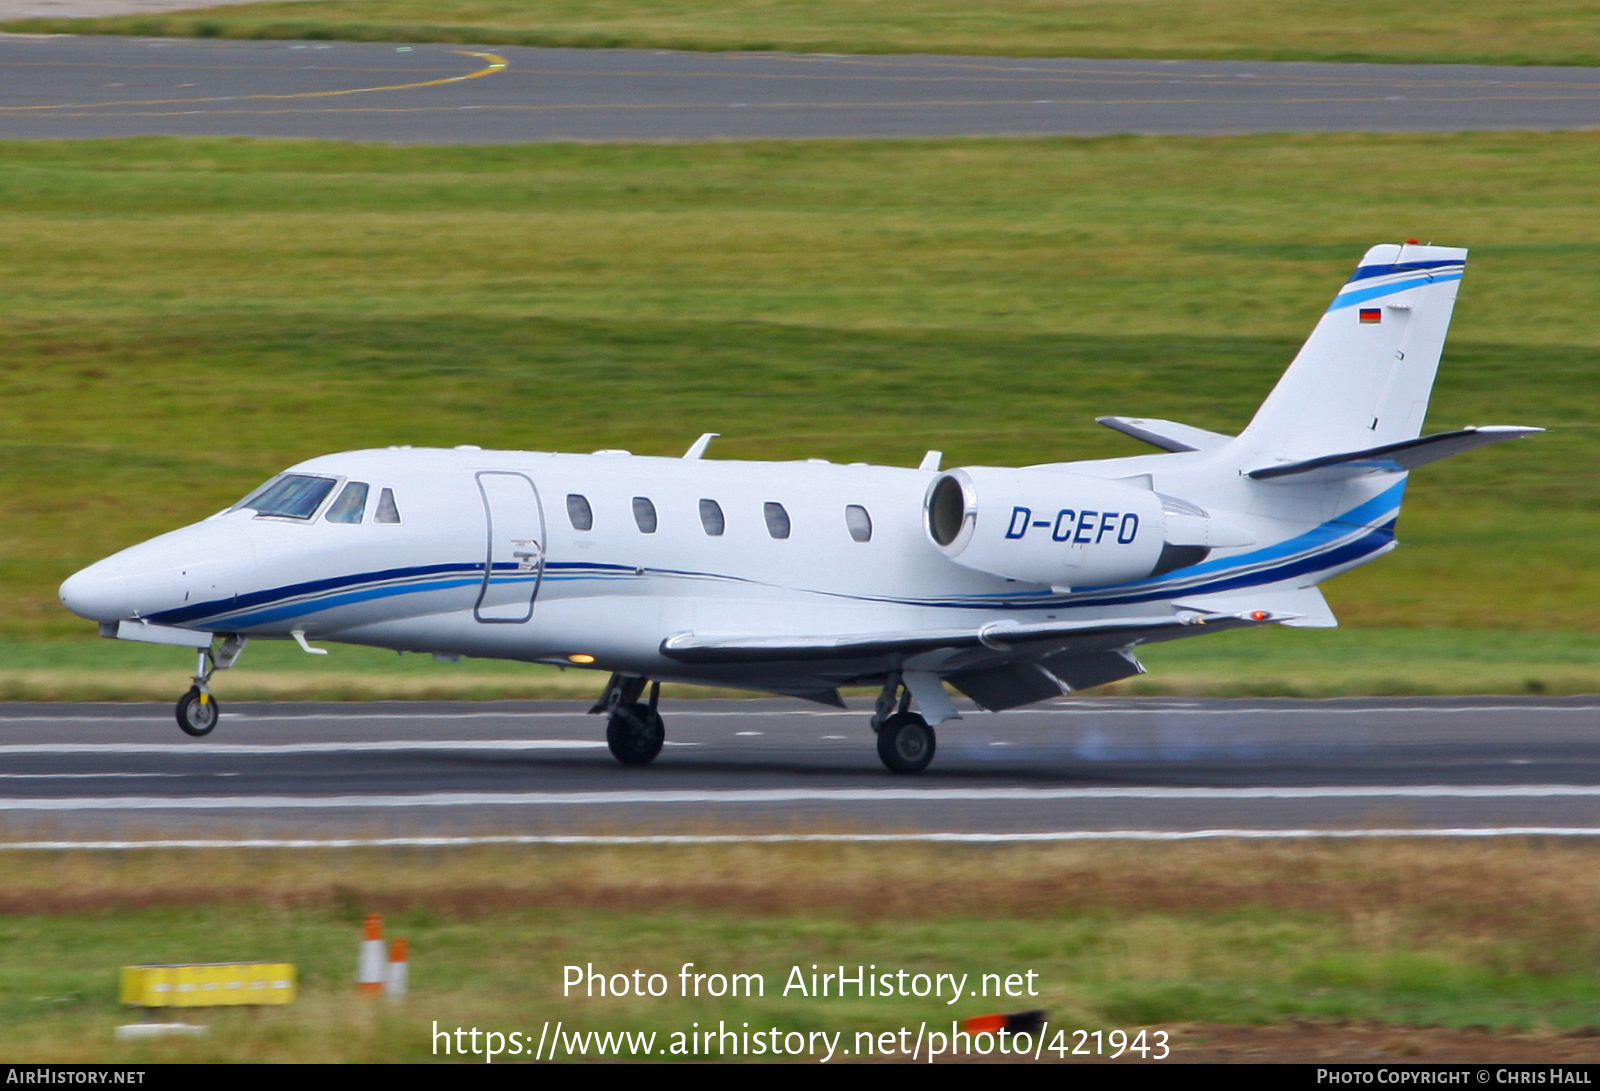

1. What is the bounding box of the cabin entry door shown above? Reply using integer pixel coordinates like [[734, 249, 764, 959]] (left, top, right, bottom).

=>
[[473, 471, 545, 624]]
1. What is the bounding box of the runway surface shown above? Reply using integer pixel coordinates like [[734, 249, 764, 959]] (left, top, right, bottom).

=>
[[4, 36, 1600, 142], [3, 697, 1599, 841]]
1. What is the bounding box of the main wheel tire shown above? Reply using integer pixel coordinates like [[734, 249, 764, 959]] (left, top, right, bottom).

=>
[[606, 702, 664, 766], [175, 686, 219, 738], [876, 711, 935, 773]]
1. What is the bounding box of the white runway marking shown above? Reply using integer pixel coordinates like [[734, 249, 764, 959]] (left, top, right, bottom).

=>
[[0, 772, 196, 779], [5, 784, 1600, 811], [5, 828, 1600, 849], [0, 740, 607, 755]]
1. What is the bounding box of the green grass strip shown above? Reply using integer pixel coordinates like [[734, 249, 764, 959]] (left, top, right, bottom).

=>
[[5, 841, 1600, 1060], [1, 135, 1595, 694], [6, 1, 1600, 67]]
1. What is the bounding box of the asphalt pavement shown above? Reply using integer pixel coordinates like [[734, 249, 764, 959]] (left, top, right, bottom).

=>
[[3, 35, 1600, 141], [3, 697, 1599, 840]]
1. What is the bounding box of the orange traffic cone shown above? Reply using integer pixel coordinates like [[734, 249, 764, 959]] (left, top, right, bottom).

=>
[[358, 914, 385, 995], [385, 938, 409, 1000], [960, 1009, 1046, 1035]]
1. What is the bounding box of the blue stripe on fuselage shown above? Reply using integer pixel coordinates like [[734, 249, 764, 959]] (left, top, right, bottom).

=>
[[218, 576, 488, 628], [1078, 479, 1405, 592], [147, 561, 487, 626], [150, 482, 1407, 629]]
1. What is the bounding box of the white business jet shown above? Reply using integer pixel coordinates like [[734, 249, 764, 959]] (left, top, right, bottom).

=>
[[59, 243, 1537, 772]]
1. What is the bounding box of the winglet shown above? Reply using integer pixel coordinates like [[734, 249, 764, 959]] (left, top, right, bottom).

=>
[[683, 433, 719, 460]]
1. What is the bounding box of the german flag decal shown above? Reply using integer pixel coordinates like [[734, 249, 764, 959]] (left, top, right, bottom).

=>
[[1359, 308, 1382, 324]]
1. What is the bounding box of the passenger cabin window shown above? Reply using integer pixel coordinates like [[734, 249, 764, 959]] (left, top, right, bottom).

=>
[[325, 481, 369, 524], [374, 487, 402, 524], [632, 497, 658, 534], [845, 504, 873, 542], [230, 474, 336, 520], [699, 499, 725, 536], [567, 494, 594, 531], [763, 502, 791, 540]]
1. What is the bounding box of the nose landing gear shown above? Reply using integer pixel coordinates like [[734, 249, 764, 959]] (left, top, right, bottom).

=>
[[176, 686, 219, 737], [591, 674, 665, 766], [174, 635, 246, 738]]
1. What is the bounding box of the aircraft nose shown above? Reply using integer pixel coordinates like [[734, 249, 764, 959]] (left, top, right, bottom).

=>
[[59, 559, 132, 624]]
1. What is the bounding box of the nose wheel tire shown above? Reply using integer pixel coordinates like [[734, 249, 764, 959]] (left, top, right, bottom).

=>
[[175, 686, 219, 737], [877, 711, 935, 773], [606, 702, 665, 766]]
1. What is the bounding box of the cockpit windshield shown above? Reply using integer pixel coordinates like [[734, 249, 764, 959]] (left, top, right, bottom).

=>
[[230, 474, 338, 520]]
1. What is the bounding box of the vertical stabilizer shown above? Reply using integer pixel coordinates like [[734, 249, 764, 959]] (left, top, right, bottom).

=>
[[1238, 244, 1466, 462]]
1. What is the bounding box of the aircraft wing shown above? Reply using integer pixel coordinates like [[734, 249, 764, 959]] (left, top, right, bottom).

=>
[[1173, 585, 1337, 628], [659, 608, 1285, 665], [1247, 425, 1541, 482], [1097, 416, 1234, 453]]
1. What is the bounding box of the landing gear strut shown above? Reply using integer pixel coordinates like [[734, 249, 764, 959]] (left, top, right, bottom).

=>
[[871, 672, 936, 774], [592, 674, 665, 766], [174, 635, 246, 738]]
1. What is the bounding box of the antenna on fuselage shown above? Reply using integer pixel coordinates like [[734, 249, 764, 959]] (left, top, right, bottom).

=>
[[683, 433, 719, 460]]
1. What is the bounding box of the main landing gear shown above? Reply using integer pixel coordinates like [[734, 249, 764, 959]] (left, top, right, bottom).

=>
[[586, 671, 938, 773], [591, 674, 665, 766], [173, 635, 246, 738], [871, 672, 936, 774]]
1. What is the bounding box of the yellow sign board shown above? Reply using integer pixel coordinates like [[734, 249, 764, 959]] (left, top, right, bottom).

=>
[[120, 963, 296, 1007]]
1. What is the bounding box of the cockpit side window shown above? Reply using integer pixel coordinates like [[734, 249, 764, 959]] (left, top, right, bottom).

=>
[[325, 481, 369, 524], [374, 487, 402, 524], [230, 474, 337, 520]]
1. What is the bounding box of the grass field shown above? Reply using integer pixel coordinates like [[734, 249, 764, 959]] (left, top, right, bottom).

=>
[[1, 133, 1596, 690], [4, 840, 1600, 1061], [7, 0, 1600, 66]]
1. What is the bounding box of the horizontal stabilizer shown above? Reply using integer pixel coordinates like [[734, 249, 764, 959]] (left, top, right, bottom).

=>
[[1173, 586, 1337, 629], [1097, 416, 1234, 453], [661, 609, 1283, 665], [1247, 426, 1541, 482]]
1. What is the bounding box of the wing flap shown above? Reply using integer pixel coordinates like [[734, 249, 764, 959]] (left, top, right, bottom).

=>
[[1046, 647, 1148, 689], [946, 661, 1069, 711]]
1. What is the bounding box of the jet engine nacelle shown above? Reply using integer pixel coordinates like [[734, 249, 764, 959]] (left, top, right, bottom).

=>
[[925, 467, 1168, 589]]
